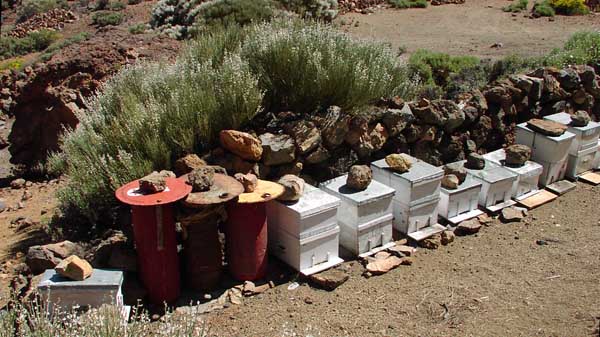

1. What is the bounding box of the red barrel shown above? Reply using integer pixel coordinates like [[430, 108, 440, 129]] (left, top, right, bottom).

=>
[[182, 211, 223, 291], [225, 202, 268, 281]]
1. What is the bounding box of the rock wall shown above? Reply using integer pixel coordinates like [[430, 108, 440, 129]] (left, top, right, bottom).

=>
[[208, 64, 600, 184]]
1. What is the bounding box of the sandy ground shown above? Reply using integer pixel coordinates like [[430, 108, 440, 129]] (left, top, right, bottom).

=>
[[341, 0, 600, 59], [205, 182, 600, 337]]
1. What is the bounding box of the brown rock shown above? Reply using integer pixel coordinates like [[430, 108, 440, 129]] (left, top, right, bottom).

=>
[[571, 110, 591, 127], [443, 162, 467, 184], [187, 167, 215, 192], [374, 251, 391, 260], [219, 130, 263, 161], [10, 178, 26, 189], [505, 144, 531, 167], [419, 234, 442, 249], [234, 173, 258, 193], [366, 256, 402, 275], [139, 171, 167, 193], [527, 119, 567, 137], [388, 245, 416, 257], [456, 219, 482, 235], [174, 154, 206, 176], [346, 165, 372, 191], [55, 255, 93, 281], [385, 154, 412, 173], [308, 268, 349, 291], [440, 230, 455, 245], [500, 207, 526, 223], [285, 120, 322, 155], [277, 174, 305, 202], [441, 174, 459, 189], [465, 152, 486, 170]]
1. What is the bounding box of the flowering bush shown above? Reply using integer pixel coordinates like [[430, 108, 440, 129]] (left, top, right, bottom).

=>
[[548, 0, 589, 14]]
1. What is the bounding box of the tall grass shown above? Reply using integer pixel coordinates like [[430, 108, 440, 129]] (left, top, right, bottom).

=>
[[544, 31, 600, 66]]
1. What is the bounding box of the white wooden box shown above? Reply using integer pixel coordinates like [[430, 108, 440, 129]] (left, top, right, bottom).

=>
[[482, 149, 543, 200], [438, 177, 483, 224], [536, 156, 568, 187], [38, 269, 124, 313], [515, 122, 575, 163], [338, 214, 394, 256], [594, 140, 600, 169], [543, 112, 600, 154], [266, 184, 340, 239], [371, 155, 443, 207], [566, 144, 599, 179], [461, 160, 517, 212], [392, 197, 441, 236], [268, 223, 343, 275]]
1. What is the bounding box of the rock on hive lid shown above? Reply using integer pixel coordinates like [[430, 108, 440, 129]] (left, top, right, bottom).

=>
[[180, 173, 244, 207], [237, 179, 285, 204], [115, 177, 191, 206]]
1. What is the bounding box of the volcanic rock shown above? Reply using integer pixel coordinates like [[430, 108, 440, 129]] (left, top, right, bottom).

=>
[[259, 133, 296, 165], [382, 105, 414, 137], [571, 110, 591, 127], [174, 154, 206, 176], [505, 144, 531, 166], [441, 174, 460, 189], [443, 162, 467, 184], [139, 172, 168, 193], [419, 234, 442, 249], [26, 241, 82, 275], [285, 120, 322, 155], [277, 174, 305, 202], [527, 119, 567, 137], [440, 230, 455, 245], [346, 165, 372, 190], [320, 106, 351, 149], [55, 255, 93, 281], [187, 167, 216, 192], [465, 152, 485, 170], [219, 130, 263, 161], [385, 154, 412, 173]]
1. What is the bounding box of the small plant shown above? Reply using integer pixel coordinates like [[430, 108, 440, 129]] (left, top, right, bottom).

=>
[[192, 0, 278, 32], [532, 0, 556, 15], [109, 0, 126, 10], [0, 29, 60, 60], [549, 0, 590, 14], [128, 23, 146, 34], [16, 0, 68, 22], [388, 0, 428, 9], [503, 0, 529, 12], [94, 0, 109, 10], [92, 11, 124, 26], [408, 49, 479, 87], [0, 58, 24, 71], [277, 0, 339, 21], [544, 31, 600, 67]]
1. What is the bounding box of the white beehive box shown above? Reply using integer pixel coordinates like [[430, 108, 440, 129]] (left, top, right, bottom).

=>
[[371, 155, 443, 207], [482, 149, 543, 200], [37, 269, 127, 316], [461, 160, 517, 212], [392, 197, 444, 241], [438, 177, 483, 224], [594, 140, 600, 169], [543, 112, 600, 154], [268, 223, 343, 275], [266, 184, 340, 239], [566, 144, 599, 179], [515, 122, 575, 163], [536, 156, 569, 187], [319, 175, 395, 256]]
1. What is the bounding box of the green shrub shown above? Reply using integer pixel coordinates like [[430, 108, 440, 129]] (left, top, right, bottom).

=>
[[17, 0, 68, 22], [408, 49, 479, 87], [39, 32, 91, 61], [94, 0, 109, 10], [0, 58, 25, 71], [549, 0, 589, 14], [192, 0, 278, 32], [0, 29, 60, 60], [489, 54, 542, 80], [92, 11, 124, 26], [544, 31, 600, 67], [503, 0, 528, 12], [109, 0, 126, 10], [388, 0, 428, 9], [532, 0, 556, 15], [127, 0, 142, 4], [277, 0, 339, 20], [128, 23, 146, 34]]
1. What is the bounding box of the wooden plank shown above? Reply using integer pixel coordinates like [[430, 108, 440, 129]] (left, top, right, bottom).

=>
[[517, 190, 558, 209], [578, 172, 600, 185]]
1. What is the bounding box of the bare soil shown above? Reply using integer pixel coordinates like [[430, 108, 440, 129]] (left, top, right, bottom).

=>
[[341, 0, 600, 59], [205, 182, 600, 337]]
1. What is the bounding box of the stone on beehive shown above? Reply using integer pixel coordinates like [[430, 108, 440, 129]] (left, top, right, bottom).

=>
[[346, 165, 372, 190], [385, 154, 412, 173], [55, 255, 93, 281]]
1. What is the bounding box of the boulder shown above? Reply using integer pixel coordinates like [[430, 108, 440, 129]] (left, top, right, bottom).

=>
[[526, 119, 567, 137], [505, 144, 531, 166], [54, 255, 93, 281], [382, 105, 414, 137], [571, 110, 591, 127], [411, 98, 444, 126], [456, 219, 482, 235], [26, 241, 82, 275], [259, 133, 296, 166], [440, 230, 455, 245], [385, 154, 412, 173], [277, 175, 305, 202], [187, 167, 215, 192], [305, 146, 330, 164], [174, 154, 206, 176], [465, 152, 485, 170], [441, 174, 459, 189], [285, 120, 322, 155], [556, 68, 581, 91], [308, 268, 349, 291], [234, 173, 258, 193], [320, 106, 351, 149], [219, 130, 262, 161], [346, 165, 372, 191], [443, 162, 467, 184]]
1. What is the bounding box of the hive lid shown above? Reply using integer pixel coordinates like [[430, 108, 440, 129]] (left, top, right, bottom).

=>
[[179, 173, 244, 207], [441, 176, 482, 194], [372, 156, 444, 183], [543, 112, 600, 133], [276, 184, 341, 218], [482, 149, 544, 176], [320, 174, 395, 206], [38, 269, 123, 290], [115, 177, 191, 206], [516, 122, 575, 143], [461, 160, 517, 183], [237, 179, 284, 204]]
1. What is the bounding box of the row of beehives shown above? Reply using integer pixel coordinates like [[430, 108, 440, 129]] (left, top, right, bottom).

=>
[[266, 112, 600, 275]]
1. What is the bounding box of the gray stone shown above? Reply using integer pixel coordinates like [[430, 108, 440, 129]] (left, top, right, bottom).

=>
[[571, 110, 591, 127], [557, 68, 581, 91], [277, 175, 305, 202], [465, 152, 486, 170], [259, 133, 296, 166], [320, 106, 351, 149], [505, 144, 531, 166], [346, 165, 372, 191], [10, 178, 26, 189], [385, 154, 412, 173], [441, 174, 459, 189], [187, 167, 215, 192], [443, 162, 467, 184], [527, 119, 567, 137], [382, 105, 414, 137], [456, 219, 482, 235], [305, 146, 330, 164]]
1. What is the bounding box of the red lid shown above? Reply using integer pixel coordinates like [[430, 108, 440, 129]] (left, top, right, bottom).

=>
[[115, 177, 192, 206]]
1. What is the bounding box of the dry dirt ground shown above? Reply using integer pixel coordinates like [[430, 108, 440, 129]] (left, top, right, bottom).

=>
[[205, 182, 600, 337], [341, 0, 600, 59]]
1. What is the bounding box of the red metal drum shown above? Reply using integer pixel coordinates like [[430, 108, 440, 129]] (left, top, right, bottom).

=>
[[115, 178, 191, 305], [225, 202, 268, 281]]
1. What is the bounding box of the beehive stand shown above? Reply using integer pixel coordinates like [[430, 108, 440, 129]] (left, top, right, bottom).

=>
[[515, 122, 576, 194], [438, 177, 483, 225], [543, 112, 600, 180], [460, 160, 517, 213], [319, 175, 396, 257], [482, 149, 544, 202], [38, 269, 130, 320], [266, 185, 343, 275], [371, 155, 445, 241]]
